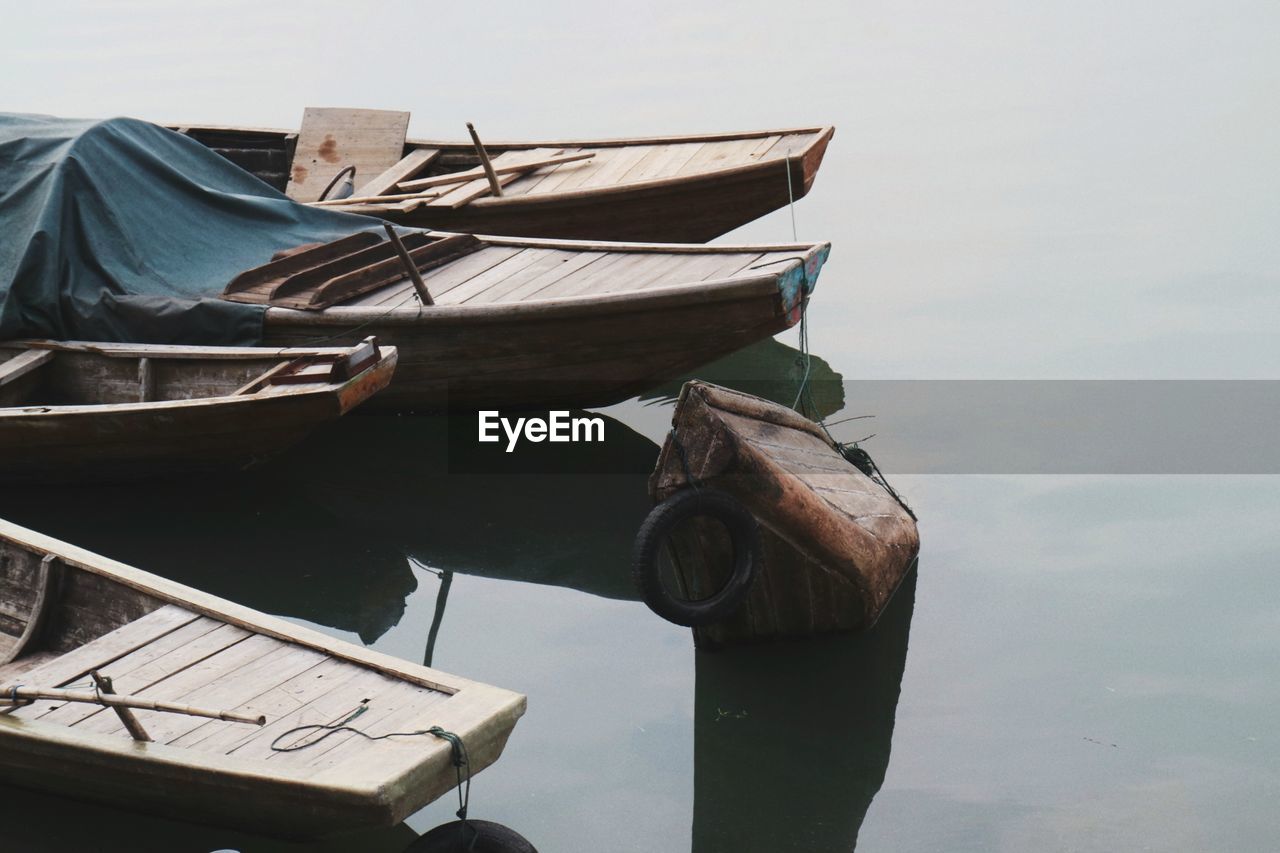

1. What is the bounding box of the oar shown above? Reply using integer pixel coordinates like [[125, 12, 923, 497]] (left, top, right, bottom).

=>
[[394, 151, 595, 192], [0, 684, 265, 726], [309, 152, 597, 208]]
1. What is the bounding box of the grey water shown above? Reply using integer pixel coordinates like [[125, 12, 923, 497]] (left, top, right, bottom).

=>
[[3, 1, 1279, 850]]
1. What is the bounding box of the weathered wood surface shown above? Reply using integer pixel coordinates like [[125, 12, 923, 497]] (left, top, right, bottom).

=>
[[649, 381, 920, 647], [179, 120, 834, 241], [258, 237, 829, 410], [286, 108, 410, 203], [0, 340, 397, 481], [0, 519, 526, 839]]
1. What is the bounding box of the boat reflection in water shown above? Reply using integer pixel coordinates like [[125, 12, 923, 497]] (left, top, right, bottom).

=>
[[692, 569, 916, 852], [0, 338, 897, 849], [0, 474, 418, 644]]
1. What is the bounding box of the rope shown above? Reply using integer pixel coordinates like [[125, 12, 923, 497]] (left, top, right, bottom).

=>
[[785, 154, 798, 242], [269, 706, 473, 819], [777, 253, 916, 520]]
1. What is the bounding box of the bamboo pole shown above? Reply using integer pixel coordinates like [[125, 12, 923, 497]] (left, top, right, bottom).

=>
[[0, 685, 265, 726], [466, 122, 504, 198], [382, 223, 434, 306]]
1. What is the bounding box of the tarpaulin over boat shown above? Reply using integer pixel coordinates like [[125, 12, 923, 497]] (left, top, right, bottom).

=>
[[0, 114, 384, 345]]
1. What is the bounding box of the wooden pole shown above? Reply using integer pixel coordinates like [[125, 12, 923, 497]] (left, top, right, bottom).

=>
[[90, 670, 151, 742], [466, 122, 504, 198], [382, 223, 434, 306], [0, 685, 265, 726], [393, 151, 596, 193]]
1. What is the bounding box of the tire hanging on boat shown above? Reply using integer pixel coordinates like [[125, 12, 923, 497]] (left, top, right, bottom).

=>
[[406, 819, 538, 853], [631, 488, 762, 627]]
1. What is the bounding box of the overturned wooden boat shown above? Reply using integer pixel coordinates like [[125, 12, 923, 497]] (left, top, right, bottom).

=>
[[642, 381, 920, 648], [0, 517, 525, 837], [233, 230, 830, 410], [0, 338, 395, 481], [178, 110, 834, 242]]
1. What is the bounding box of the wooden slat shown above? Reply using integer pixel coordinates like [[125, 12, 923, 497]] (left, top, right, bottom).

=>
[[26, 620, 245, 726], [427, 149, 558, 208], [501, 147, 590, 196], [267, 679, 449, 769], [394, 151, 592, 192], [286, 108, 410, 203], [72, 632, 287, 735], [3, 605, 198, 700], [236, 667, 408, 761], [137, 644, 329, 745], [344, 245, 524, 307], [173, 655, 366, 753], [428, 249, 553, 305], [758, 132, 812, 162], [675, 135, 779, 176], [522, 252, 637, 299], [578, 145, 658, 188], [466, 251, 612, 305], [618, 141, 704, 183], [0, 349, 54, 385], [300, 686, 454, 772], [354, 147, 441, 198]]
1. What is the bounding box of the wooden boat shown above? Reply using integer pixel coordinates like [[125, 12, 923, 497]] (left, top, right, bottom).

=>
[[234, 231, 829, 411], [178, 118, 834, 242], [0, 517, 525, 838], [644, 381, 920, 648], [0, 338, 396, 481]]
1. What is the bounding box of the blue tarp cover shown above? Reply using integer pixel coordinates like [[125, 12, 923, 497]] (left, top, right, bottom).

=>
[[0, 113, 383, 345]]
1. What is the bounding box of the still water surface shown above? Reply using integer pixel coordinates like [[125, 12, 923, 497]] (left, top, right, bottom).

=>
[[3, 1, 1278, 850]]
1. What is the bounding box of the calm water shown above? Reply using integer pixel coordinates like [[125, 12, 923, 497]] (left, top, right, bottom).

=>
[[4, 1, 1279, 850]]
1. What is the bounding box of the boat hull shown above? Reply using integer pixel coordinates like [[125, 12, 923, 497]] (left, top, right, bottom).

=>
[[381, 133, 833, 242], [0, 518, 524, 838], [262, 250, 826, 411], [0, 349, 396, 482]]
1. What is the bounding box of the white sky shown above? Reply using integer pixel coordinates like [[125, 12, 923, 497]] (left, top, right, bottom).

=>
[[4, 0, 1278, 378]]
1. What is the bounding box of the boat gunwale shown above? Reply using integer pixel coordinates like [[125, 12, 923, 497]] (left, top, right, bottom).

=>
[[169, 122, 833, 150], [262, 240, 830, 327], [0, 346, 398, 419]]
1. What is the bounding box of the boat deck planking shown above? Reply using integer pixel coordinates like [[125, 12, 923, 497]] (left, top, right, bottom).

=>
[[0, 521, 525, 837], [180, 121, 834, 241]]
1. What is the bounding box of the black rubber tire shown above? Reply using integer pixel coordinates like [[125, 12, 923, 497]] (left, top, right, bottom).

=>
[[405, 819, 538, 853], [631, 488, 762, 627]]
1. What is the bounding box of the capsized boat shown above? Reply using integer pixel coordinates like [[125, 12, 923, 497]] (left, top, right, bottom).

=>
[[0, 337, 395, 481], [179, 114, 834, 242], [236, 231, 830, 410], [0, 517, 525, 838]]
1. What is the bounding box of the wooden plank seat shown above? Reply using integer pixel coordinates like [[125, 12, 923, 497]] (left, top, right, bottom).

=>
[[224, 233, 482, 309]]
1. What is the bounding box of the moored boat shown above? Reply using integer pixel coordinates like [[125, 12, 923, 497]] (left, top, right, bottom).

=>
[[0, 338, 396, 481], [243, 232, 830, 410], [0, 516, 525, 838], [641, 381, 920, 647], [178, 114, 834, 242]]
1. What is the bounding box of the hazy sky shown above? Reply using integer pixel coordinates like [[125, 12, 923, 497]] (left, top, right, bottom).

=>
[[4, 0, 1278, 378]]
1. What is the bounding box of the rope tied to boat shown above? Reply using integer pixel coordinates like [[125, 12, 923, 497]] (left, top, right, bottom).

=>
[[783, 260, 917, 521], [268, 702, 473, 820]]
